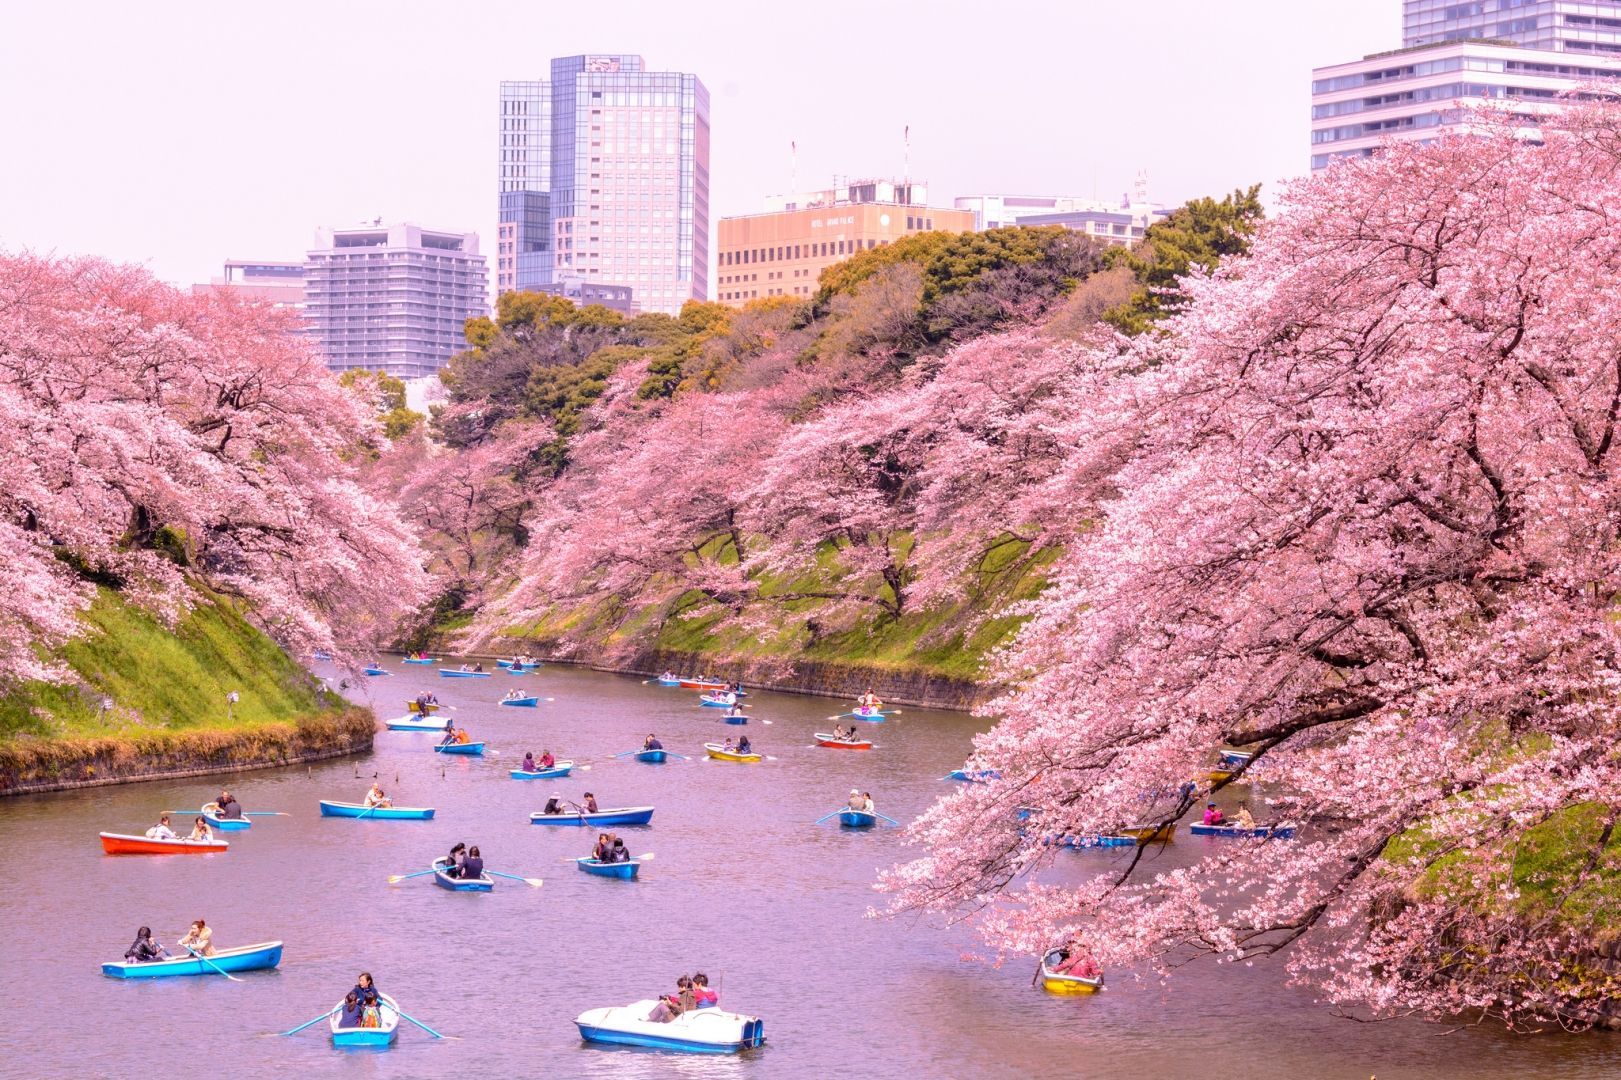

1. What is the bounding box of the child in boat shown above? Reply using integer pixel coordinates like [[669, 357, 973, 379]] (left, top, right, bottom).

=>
[[609, 837, 630, 863], [178, 919, 214, 957], [1203, 802, 1225, 826], [722, 738, 735, 752], [188, 816, 213, 842], [125, 926, 168, 963], [1235, 802, 1256, 829], [693, 972, 718, 1007], [364, 783, 391, 808], [339, 992, 363, 1028], [145, 814, 175, 840]]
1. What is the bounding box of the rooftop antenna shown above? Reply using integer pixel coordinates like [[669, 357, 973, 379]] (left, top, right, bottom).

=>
[[790, 140, 798, 202], [903, 124, 911, 190]]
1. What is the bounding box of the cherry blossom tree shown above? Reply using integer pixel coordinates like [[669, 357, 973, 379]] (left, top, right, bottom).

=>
[[884, 104, 1621, 1027], [0, 254, 428, 678]]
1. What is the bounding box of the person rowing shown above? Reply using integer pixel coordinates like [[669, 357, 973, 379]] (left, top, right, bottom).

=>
[[177, 918, 214, 957], [661, 670, 677, 681], [643, 734, 663, 751], [145, 814, 175, 840], [1202, 802, 1225, 826], [214, 790, 243, 820], [592, 832, 612, 861], [847, 788, 865, 811], [542, 794, 565, 815], [858, 687, 881, 709], [364, 783, 391, 808], [538, 749, 555, 768], [458, 845, 485, 880], [609, 836, 631, 863], [726, 703, 745, 718], [447, 842, 467, 874], [124, 926, 169, 963]]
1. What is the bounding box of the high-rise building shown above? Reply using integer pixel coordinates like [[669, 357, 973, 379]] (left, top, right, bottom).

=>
[[498, 54, 709, 315], [1312, 1, 1621, 171], [303, 223, 488, 379], [715, 179, 973, 306], [953, 190, 1169, 245], [191, 260, 306, 308]]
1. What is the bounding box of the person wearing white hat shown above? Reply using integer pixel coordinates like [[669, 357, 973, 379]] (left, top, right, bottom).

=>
[[847, 788, 865, 811]]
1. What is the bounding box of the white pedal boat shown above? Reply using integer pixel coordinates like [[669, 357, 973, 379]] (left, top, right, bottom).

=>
[[574, 1000, 765, 1053]]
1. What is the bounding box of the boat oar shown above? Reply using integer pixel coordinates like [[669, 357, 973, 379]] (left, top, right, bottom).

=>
[[612, 749, 640, 758], [281, 1008, 339, 1036], [392, 1007, 446, 1039], [874, 812, 902, 826], [484, 869, 544, 888], [813, 809, 845, 825], [666, 752, 690, 761], [183, 944, 244, 982], [241, 812, 289, 817], [387, 867, 439, 884]]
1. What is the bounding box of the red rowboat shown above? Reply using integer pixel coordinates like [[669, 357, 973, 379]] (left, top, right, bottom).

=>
[[680, 680, 728, 691], [815, 732, 873, 750], [99, 832, 230, 855]]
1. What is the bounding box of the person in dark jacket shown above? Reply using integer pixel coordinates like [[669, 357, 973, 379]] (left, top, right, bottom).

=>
[[459, 846, 485, 880], [644, 734, 663, 751], [215, 791, 243, 819], [125, 926, 168, 963], [610, 837, 631, 863], [350, 971, 379, 1006], [338, 991, 364, 1028]]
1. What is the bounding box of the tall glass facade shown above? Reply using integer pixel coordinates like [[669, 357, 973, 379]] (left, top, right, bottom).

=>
[[1403, 0, 1621, 54], [497, 54, 709, 314], [498, 80, 552, 293]]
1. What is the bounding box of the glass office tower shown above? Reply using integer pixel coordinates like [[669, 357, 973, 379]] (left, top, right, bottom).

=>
[[1402, 0, 1621, 54], [498, 54, 709, 314], [498, 80, 552, 294]]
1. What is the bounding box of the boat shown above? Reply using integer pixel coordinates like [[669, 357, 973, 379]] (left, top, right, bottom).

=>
[[385, 714, 450, 732], [499, 696, 539, 707], [1219, 749, 1255, 769], [531, 806, 655, 827], [1189, 821, 1296, 839], [945, 769, 1000, 783], [1207, 768, 1235, 783], [849, 706, 886, 722], [99, 832, 229, 855], [433, 741, 486, 756], [1040, 951, 1104, 994], [679, 679, 728, 691], [722, 715, 748, 725], [496, 658, 542, 670], [838, 810, 877, 828], [200, 803, 251, 830], [510, 762, 574, 780], [102, 940, 283, 979], [318, 800, 435, 820], [705, 743, 761, 763], [402, 700, 441, 712], [1053, 833, 1138, 849], [575, 1001, 765, 1053], [439, 669, 491, 678], [432, 855, 493, 891], [634, 749, 668, 763], [401, 657, 437, 665], [362, 667, 389, 677], [699, 693, 740, 708], [1118, 822, 1176, 843], [656, 675, 683, 686], [815, 732, 873, 750], [576, 856, 642, 879], [330, 992, 401, 1048]]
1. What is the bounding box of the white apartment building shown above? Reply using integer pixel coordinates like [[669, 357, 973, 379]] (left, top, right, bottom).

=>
[[953, 190, 1169, 247]]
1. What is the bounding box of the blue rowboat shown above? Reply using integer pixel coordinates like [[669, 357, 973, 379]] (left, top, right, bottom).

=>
[[434, 742, 486, 756], [102, 940, 284, 978], [330, 992, 401, 1047], [576, 856, 641, 880], [699, 694, 740, 708], [362, 667, 389, 677], [496, 659, 542, 670], [319, 800, 435, 820], [634, 749, 667, 763], [531, 806, 655, 827], [1190, 822, 1296, 839], [1218, 749, 1255, 769], [839, 810, 877, 828], [201, 804, 251, 831], [945, 769, 1001, 783], [510, 762, 574, 780], [656, 677, 682, 686], [386, 714, 449, 732], [438, 669, 491, 678], [499, 696, 539, 707], [1056, 834, 1137, 849], [848, 707, 886, 723], [401, 657, 437, 665], [576, 1002, 765, 1053], [433, 856, 493, 891]]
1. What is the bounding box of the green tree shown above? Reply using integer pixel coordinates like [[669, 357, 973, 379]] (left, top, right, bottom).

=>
[[338, 368, 422, 439]]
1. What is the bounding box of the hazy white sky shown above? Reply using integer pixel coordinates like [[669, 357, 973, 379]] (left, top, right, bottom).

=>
[[0, 0, 1391, 289]]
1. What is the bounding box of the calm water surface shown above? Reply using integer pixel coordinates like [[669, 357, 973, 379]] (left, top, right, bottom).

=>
[[2, 661, 1618, 1079]]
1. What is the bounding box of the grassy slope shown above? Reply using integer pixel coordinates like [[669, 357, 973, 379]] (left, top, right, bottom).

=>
[[0, 586, 340, 742], [495, 536, 1056, 683]]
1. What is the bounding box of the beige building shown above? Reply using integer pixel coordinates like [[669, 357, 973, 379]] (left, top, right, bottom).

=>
[[716, 179, 975, 306]]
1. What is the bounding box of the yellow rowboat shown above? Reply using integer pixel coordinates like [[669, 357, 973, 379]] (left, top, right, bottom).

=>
[[1118, 822, 1175, 843], [704, 742, 762, 763], [1040, 952, 1104, 994], [1207, 768, 1234, 783]]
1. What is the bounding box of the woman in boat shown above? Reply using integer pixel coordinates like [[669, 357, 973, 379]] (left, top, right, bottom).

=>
[[861, 792, 876, 814], [648, 975, 697, 1023], [591, 832, 611, 861], [446, 841, 466, 873], [521, 752, 538, 772], [726, 703, 745, 718], [145, 814, 175, 840], [737, 734, 752, 754], [455, 728, 471, 744], [177, 919, 214, 957], [858, 687, 881, 708], [609, 836, 630, 863], [582, 792, 600, 813], [693, 972, 718, 1007], [459, 845, 484, 880], [661, 670, 677, 681], [1202, 802, 1225, 826], [124, 926, 168, 963], [473, 662, 485, 673], [1057, 944, 1101, 979], [643, 733, 662, 751], [188, 816, 213, 842], [338, 991, 363, 1028], [538, 749, 555, 769], [351, 971, 379, 1007], [1235, 802, 1256, 829], [542, 794, 564, 815]]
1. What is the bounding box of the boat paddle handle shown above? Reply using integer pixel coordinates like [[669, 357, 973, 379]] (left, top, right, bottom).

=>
[[181, 944, 243, 982]]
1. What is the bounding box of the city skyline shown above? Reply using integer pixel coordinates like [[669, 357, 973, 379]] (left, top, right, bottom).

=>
[[0, 0, 1391, 292]]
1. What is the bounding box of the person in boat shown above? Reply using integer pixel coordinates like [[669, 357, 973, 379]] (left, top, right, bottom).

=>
[[1203, 802, 1225, 826], [1057, 945, 1101, 979], [722, 737, 735, 752], [538, 749, 555, 769], [1235, 802, 1256, 829], [521, 752, 538, 772], [215, 791, 243, 820], [125, 926, 168, 963], [726, 703, 744, 717], [848, 788, 865, 811], [145, 814, 175, 840], [188, 816, 214, 842], [648, 975, 697, 1023], [693, 972, 718, 1007], [455, 728, 472, 744], [338, 991, 364, 1029], [177, 918, 214, 957], [644, 734, 663, 751], [661, 670, 677, 681], [439, 727, 457, 746], [609, 836, 631, 863], [363, 783, 391, 808], [543, 794, 565, 815], [505, 689, 521, 702], [459, 845, 484, 880], [858, 687, 881, 708], [425, 692, 439, 707], [351, 971, 379, 1006], [446, 842, 466, 875], [582, 792, 599, 814], [473, 662, 485, 673], [591, 832, 611, 861], [737, 734, 752, 754]]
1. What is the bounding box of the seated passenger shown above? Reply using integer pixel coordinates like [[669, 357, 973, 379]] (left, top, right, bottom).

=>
[[1203, 802, 1225, 826], [538, 750, 555, 768], [447, 842, 466, 872], [146, 814, 175, 840], [459, 846, 484, 880], [610, 837, 631, 863], [693, 972, 718, 1007], [542, 795, 564, 815], [125, 926, 168, 963], [644, 734, 663, 751], [216, 791, 243, 819], [521, 752, 537, 772], [592, 832, 612, 861], [188, 816, 213, 842], [1235, 802, 1256, 829], [737, 735, 752, 754], [582, 792, 599, 813], [364, 783, 391, 808], [339, 992, 363, 1028]]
